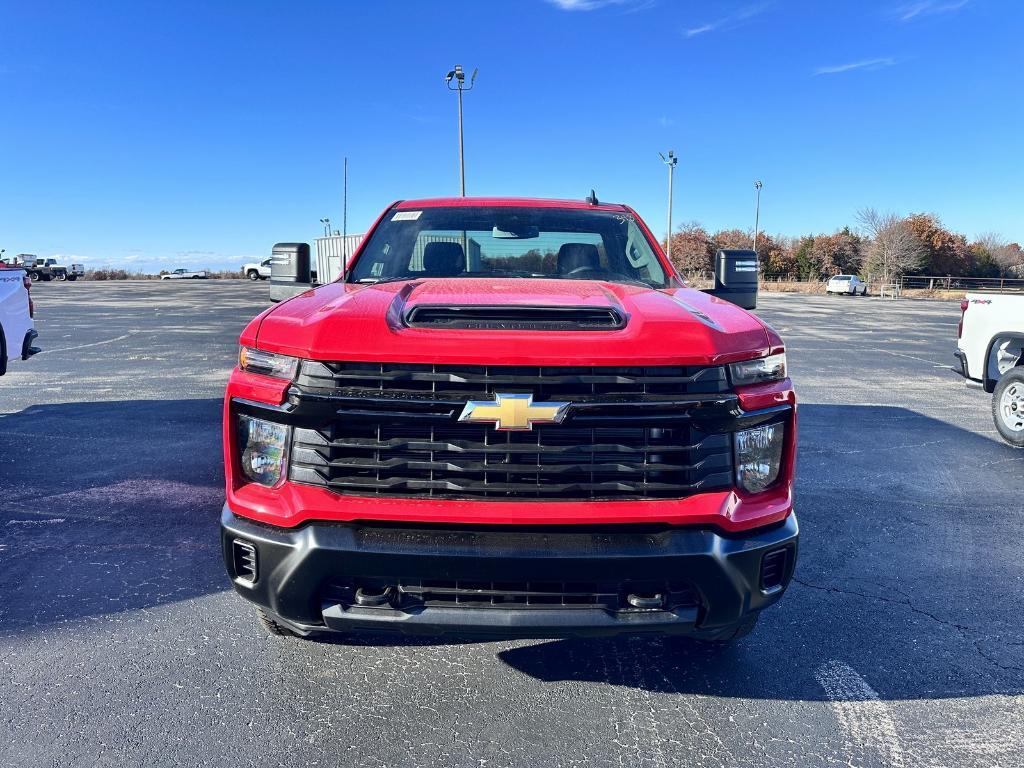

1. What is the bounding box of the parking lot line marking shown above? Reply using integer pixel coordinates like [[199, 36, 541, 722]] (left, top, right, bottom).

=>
[[36, 332, 136, 355], [869, 348, 949, 367], [815, 660, 905, 768]]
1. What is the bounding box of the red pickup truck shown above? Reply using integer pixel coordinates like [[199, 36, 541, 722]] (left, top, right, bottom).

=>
[[221, 197, 798, 643]]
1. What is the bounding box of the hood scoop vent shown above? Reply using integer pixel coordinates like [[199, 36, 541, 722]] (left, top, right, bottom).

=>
[[403, 304, 627, 331]]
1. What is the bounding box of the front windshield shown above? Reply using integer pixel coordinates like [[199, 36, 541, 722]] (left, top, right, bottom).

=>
[[347, 206, 670, 288]]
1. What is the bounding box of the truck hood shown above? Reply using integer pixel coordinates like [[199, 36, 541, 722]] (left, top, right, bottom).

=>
[[251, 278, 772, 366]]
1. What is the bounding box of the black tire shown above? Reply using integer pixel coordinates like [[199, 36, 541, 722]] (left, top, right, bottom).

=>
[[29, 272, 39, 282], [992, 368, 1024, 448], [690, 613, 760, 646], [256, 608, 301, 637], [67, 275, 78, 282], [56, 272, 67, 281], [247, 270, 260, 281]]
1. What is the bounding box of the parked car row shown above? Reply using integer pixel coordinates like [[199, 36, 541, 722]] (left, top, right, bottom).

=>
[[0, 254, 84, 282]]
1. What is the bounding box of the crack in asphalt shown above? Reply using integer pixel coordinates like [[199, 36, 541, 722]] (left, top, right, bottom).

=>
[[793, 578, 1024, 675]]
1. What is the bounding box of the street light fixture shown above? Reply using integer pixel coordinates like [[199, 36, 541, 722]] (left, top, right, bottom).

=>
[[753, 180, 763, 252], [319, 218, 331, 238], [659, 151, 678, 261], [445, 64, 478, 196]]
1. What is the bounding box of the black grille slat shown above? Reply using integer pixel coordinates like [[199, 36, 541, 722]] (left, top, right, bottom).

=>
[[289, 362, 734, 500]]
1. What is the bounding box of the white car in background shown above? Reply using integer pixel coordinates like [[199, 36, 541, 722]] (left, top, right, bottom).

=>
[[826, 275, 868, 295], [955, 293, 1024, 447], [0, 266, 39, 375], [242, 259, 272, 281]]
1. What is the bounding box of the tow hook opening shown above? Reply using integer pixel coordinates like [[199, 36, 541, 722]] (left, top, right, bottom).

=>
[[355, 585, 395, 607], [626, 593, 666, 609]]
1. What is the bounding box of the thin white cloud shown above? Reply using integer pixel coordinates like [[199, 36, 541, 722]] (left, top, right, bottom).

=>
[[546, 0, 652, 11], [814, 57, 897, 76], [658, 116, 675, 127], [893, 0, 969, 21], [683, 3, 769, 38]]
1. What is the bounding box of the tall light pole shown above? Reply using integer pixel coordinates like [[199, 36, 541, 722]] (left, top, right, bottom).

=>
[[753, 180, 763, 252], [445, 64, 478, 196], [659, 151, 678, 260], [319, 218, 331, 237]]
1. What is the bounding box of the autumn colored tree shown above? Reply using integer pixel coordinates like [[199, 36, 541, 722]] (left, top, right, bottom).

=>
[[905, 213, 974, 275], [711, 229, 753, 251], [665, 222, 715, 275]]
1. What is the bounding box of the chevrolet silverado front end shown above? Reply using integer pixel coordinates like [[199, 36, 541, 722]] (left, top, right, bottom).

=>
[[221, 197, 798, 642]]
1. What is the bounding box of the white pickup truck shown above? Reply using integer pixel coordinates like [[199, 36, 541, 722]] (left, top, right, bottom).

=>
[[160, 268, 208, 280], [0, 267, 39, 375], [955, 293, 1024, 446], [242, 259, 272, 281]]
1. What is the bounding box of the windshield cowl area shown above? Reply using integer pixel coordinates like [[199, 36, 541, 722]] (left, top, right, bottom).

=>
[[347, 205, 670, 289]]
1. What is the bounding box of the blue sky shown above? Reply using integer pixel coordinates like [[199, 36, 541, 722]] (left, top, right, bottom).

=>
[[1, 0, 1021, 273]]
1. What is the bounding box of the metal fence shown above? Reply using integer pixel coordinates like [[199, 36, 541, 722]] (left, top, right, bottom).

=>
[[898, 275, 1024, 293]]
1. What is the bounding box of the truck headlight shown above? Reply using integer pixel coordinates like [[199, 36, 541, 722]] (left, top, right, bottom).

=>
[[729, 353, 787, 386], [239, 346, 299, 380], [735, 422, 785, 493], [237, 414, 290, 487]]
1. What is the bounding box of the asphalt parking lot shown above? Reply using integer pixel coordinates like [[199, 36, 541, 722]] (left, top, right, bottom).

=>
[[2, 281, 1021, 768]]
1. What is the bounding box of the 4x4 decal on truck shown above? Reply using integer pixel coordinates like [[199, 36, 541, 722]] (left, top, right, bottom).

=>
[[458, 392, 570, 431]]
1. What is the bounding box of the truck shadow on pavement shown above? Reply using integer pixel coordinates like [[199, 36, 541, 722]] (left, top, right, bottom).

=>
[[0, 398, 228, 633], [3, 399, 1023, 702]]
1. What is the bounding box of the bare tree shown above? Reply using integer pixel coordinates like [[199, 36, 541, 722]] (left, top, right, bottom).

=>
[[857, 208, 926, 285], [977, 232, 1024, 275]]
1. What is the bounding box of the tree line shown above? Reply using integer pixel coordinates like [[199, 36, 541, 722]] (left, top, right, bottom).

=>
[[664, 211, 1024, 284]]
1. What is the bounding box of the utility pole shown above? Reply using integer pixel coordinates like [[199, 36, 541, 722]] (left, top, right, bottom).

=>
[[659, 151, 678, 260], [342, 156, 348, 282], [753, 180, 763, 252], [445, 64, 478, 196]]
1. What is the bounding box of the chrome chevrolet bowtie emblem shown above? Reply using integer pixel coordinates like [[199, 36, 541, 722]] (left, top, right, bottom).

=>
[[458, 393, 570, 431]]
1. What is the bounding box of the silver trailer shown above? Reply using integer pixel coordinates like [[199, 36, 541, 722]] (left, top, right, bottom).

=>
[[314, 234, 364, 284]]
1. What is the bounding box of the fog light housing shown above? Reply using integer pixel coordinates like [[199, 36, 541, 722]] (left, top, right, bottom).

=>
[[735, 422, 785, 493], [237, 414, 290, 487]]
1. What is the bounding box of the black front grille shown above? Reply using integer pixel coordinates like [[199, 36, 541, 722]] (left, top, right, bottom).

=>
[[287, 362, 736, 501]]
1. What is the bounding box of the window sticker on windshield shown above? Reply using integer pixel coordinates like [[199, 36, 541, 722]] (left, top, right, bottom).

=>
[[391, 211, 422, 221]]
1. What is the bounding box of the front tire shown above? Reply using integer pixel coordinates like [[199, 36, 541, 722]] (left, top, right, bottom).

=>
[[247, 270, 260, 281], [29, 272, 39, 282], [684, 613, 760, 647], [993, 368, 1024, 448], [256, 608, 301, 638]]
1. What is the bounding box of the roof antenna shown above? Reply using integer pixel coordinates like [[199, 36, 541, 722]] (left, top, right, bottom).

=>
[[586, 189, 599, 206]]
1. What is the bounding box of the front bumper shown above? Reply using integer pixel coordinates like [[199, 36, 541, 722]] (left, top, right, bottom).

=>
[[221, 504, 798, 639]]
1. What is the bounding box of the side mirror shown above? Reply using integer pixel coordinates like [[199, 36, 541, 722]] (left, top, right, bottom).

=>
[[269, 242, 312, 303], [702, 248, 759, 310]]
